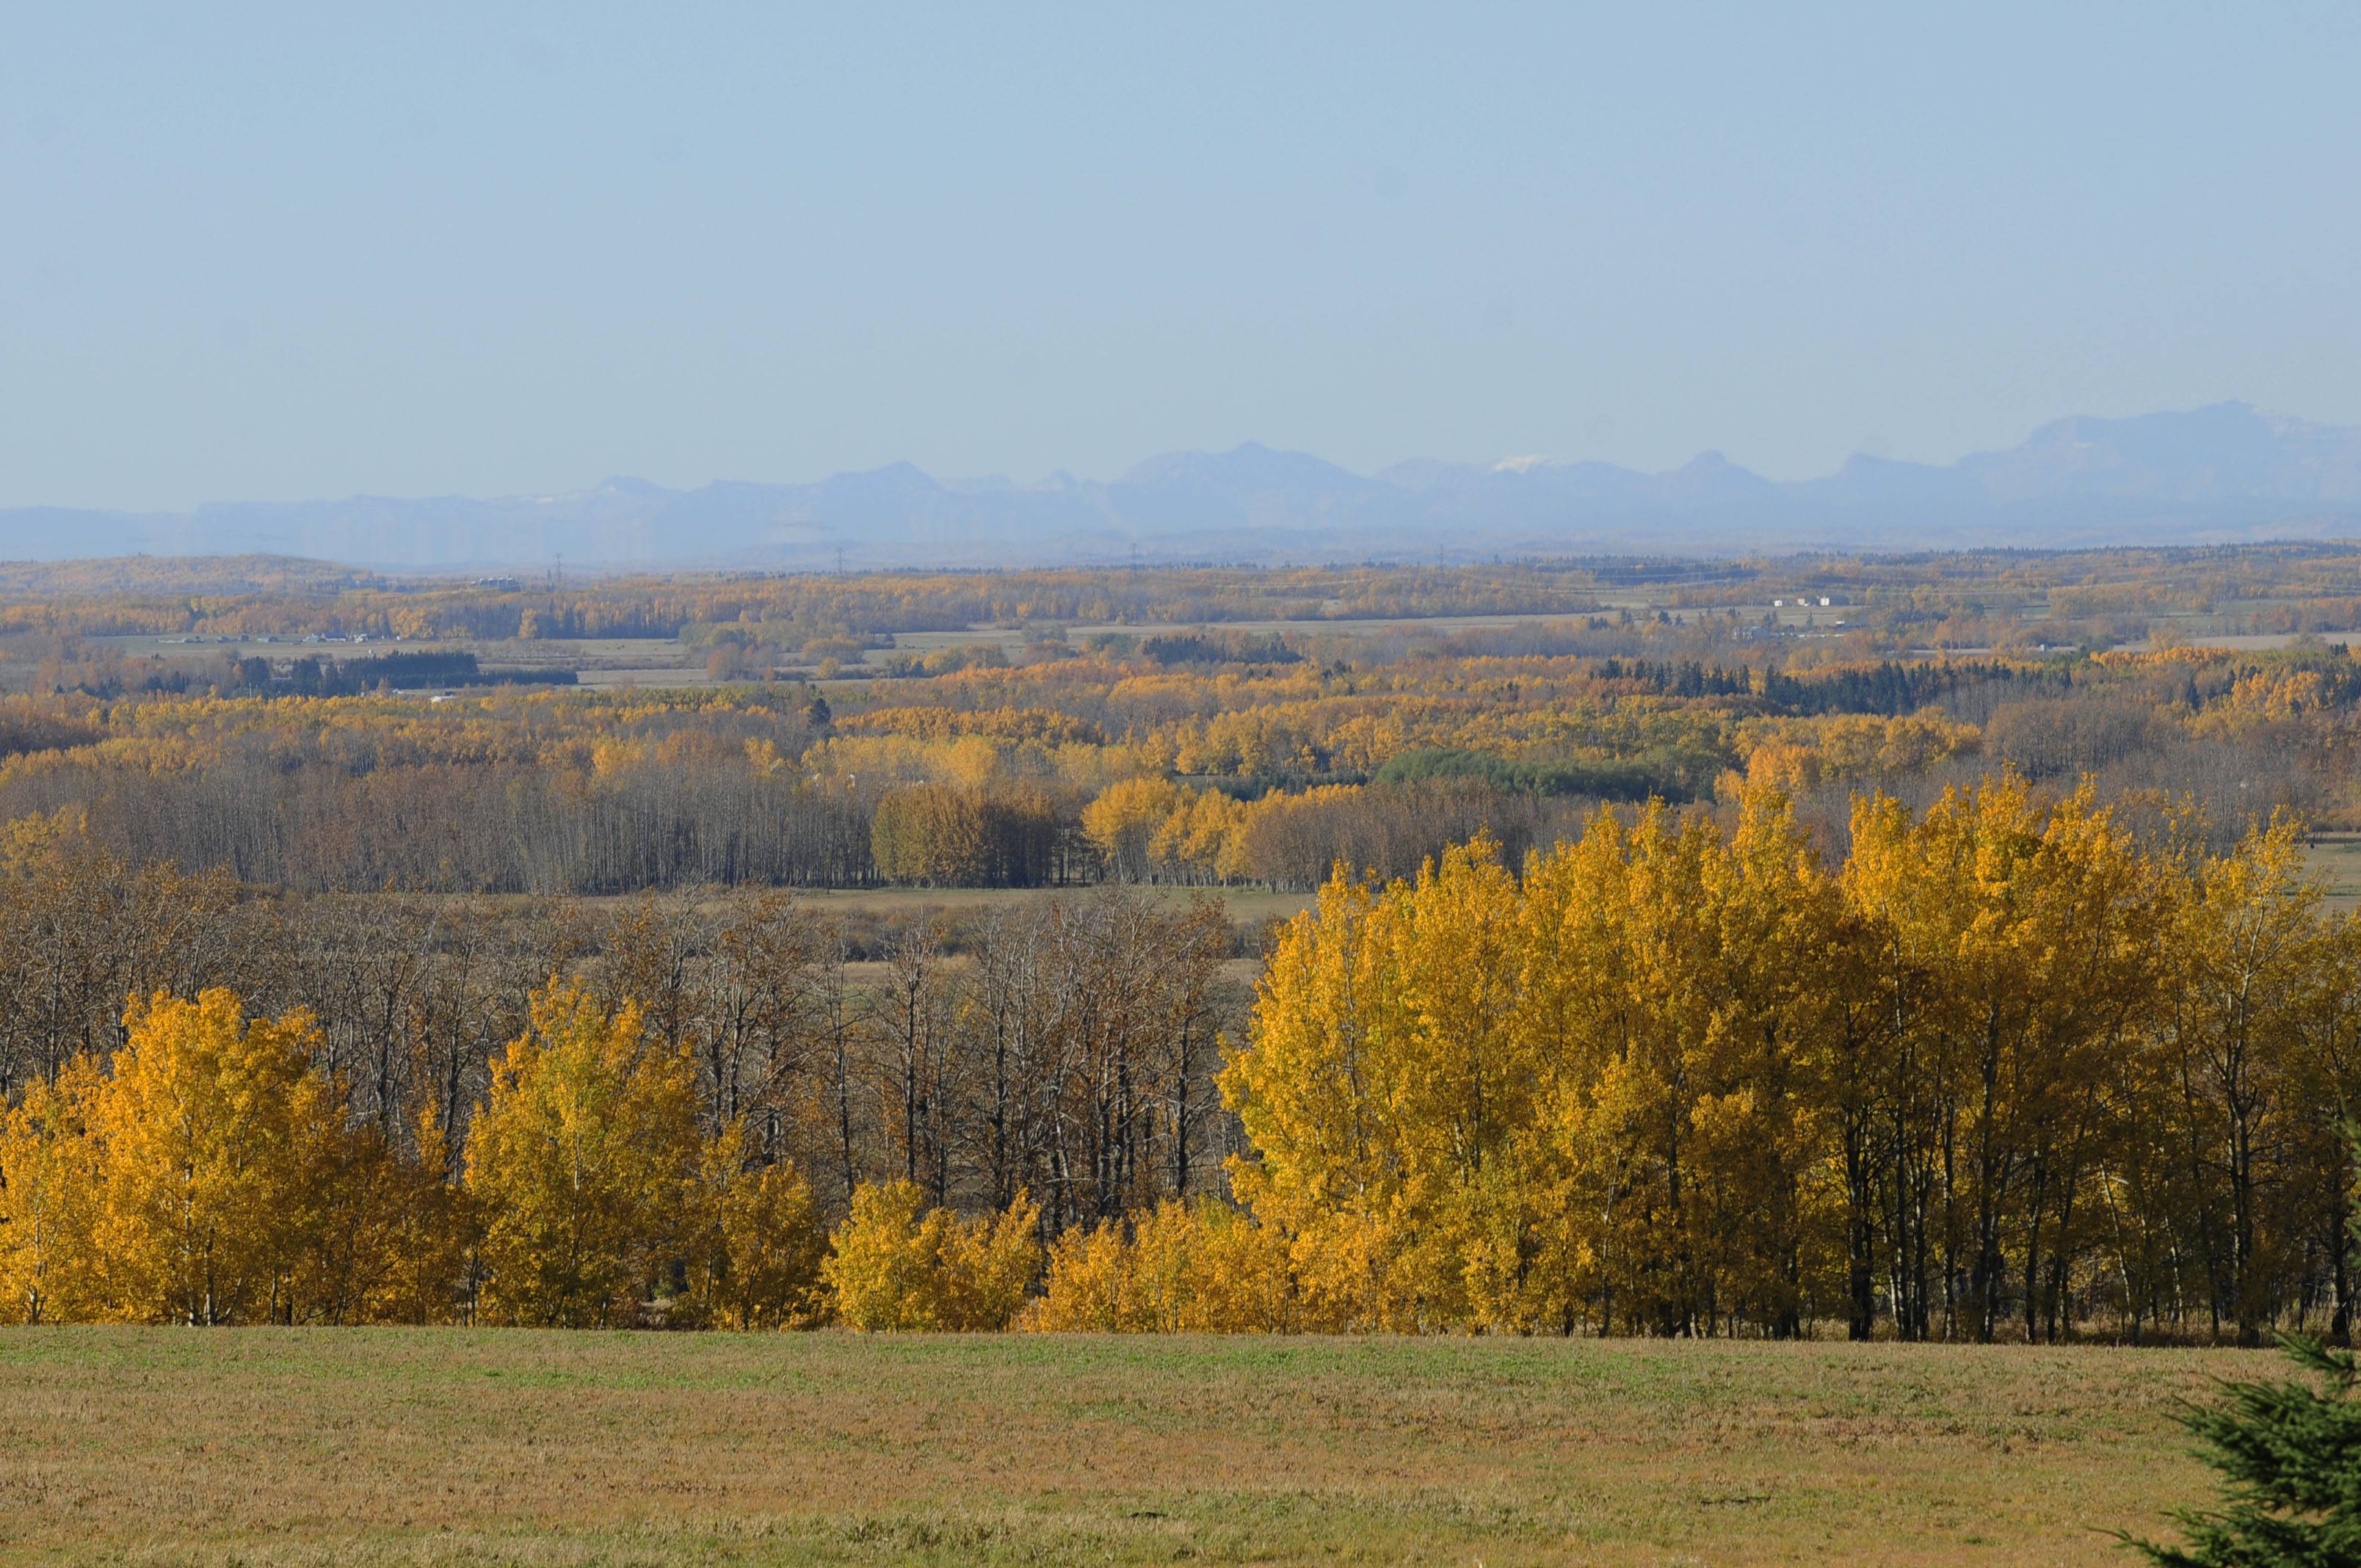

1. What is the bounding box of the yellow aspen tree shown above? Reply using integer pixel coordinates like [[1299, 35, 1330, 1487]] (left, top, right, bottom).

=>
[[86, 990, 345, 1326], [291, 1103, 471, 1326], [823, 1180, 1041, 1331], [367, 1104, 473, 1324], [2288, 909, 2361, 1343], [1026, 1216, 1138, 1332], [1220, 867, 1396, 1327], [1024, 1201, 1205, 1333], [0, 1066, 101, 1324], [1568, 801, 1820, 1333], [1158, 787, 1244, 883], [1523, 801, 1727, 1336], [1276, 855, 1425, 1326], [1840, 790, 1957, 1340], [1377, 834, 1541, 1329], [1224, 841, 1533, 1330], [938, 1187, 1042, 1329], [824, 1180, 950, 1330], [1026, 1198, 1295, 1333], [694, 1118, 829, 1329], [1176, 1200, 1301, 1332], [1080, 776, 1186, 880], [1685, 802, 1828, 1329], [1672, 788, 1852, 1337], [2161, 813, 2325, 1345], [1846, 776, 2166, 1343], [465, 981, 703, 1327], [1513, 803, 1645, 1333], [1977, 781, 2166, 1347], [1123, 1199, 1214, 1332]]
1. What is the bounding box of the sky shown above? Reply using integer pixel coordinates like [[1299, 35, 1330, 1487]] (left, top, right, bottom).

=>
[[4, 2, 2360, 511]]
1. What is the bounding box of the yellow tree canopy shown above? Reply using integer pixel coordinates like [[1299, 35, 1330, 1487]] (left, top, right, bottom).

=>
[[466, 981, 703, 1327], [84, 990, 346, 1326]]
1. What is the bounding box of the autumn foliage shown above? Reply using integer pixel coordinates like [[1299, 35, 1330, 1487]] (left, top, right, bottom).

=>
[[1, 990, 450, 1324], [822, 1180, 1040, 1331], [1214, 780, 2361, 1340], [6, 770, 2361, 1340]]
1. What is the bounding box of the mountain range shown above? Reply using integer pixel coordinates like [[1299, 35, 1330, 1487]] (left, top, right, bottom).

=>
[[10, 402, 2361, 571]]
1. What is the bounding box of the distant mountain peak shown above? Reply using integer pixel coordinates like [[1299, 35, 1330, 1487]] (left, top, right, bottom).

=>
[[7, 403, 2360, 569], [1117, 442, 1370, 493]]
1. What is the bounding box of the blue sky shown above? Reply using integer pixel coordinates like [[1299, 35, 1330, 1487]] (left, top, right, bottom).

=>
[[5, 2, 2358, 509]]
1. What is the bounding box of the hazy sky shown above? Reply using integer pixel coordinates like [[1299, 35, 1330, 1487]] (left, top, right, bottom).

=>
[[6, 3, 2360, 509]]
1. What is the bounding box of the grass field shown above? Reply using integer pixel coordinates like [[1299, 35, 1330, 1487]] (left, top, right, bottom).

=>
[[2302, 834, 2361, 912], [788, 883, 1313, 925], [0, 1330, 2255, 1565]]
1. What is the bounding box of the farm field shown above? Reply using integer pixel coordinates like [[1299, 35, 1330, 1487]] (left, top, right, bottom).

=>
[[789, 882, 1312, 925], [2301, 833, 2361, 912], [0, 1329, 2246, 1566]]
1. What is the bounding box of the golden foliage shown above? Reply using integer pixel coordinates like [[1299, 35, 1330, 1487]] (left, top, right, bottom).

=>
[[694, 1119, 829, 1329], [0, 1073, 98, 1324], [1216, 777, 2361, 1341], [823, 1180, 1041, 1331], [465, 983, 704, 1327], [0, 990, 461, 1324], [1025, 1198, 1300, 1332]]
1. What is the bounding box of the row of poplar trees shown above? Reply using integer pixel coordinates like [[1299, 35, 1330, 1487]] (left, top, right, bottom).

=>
[[0, 868, 1236, 1328], [0, 978, 1086, 1332], [5, 773, 2360, 1339], [1217, 777, 2361, 1343], [0, 984, 830, 1328]]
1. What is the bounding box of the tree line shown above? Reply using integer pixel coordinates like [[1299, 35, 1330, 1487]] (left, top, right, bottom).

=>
[[0, 832, 1244, 1326], [1216, 780, 2361, 1342], [3, 626, 2356, 901], [9, 774, 2361, 1340]]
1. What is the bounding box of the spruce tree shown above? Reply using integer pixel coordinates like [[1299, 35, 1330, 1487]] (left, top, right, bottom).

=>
[[2128, 1294, 2361, 1561]]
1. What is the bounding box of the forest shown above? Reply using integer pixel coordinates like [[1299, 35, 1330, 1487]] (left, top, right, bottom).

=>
[[4, 547, 2361, 1340]]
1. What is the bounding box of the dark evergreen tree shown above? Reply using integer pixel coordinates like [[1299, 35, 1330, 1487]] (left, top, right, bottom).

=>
[[2129, 1279, 2361, 1561]]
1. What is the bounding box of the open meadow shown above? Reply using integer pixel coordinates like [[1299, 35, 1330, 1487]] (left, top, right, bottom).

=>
[[0, 1329, 2249, 1566]]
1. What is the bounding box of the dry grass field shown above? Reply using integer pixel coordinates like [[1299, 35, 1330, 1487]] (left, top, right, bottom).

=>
[[2302, 833, 2361, 913], [0, 1329, 2252, 1565], [788, 883, 1313, 925]]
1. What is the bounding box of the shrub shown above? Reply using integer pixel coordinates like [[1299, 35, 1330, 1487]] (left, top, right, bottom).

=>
[[823, 1181, 1040, 1331]]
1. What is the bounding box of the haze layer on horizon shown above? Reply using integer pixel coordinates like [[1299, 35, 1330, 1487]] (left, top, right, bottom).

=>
[[6, 2, 2360, 512]]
